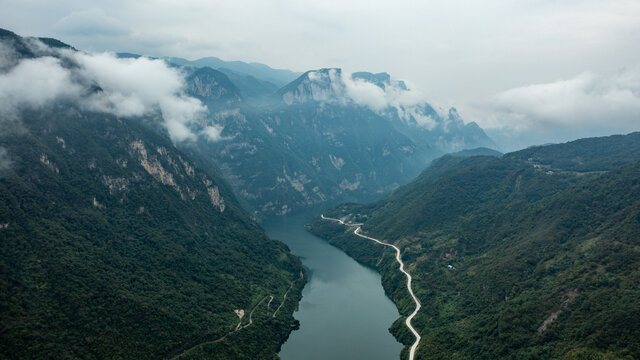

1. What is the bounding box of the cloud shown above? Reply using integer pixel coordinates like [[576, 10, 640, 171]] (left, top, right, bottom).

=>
[[53, 8, 131, 37], [0, 39, 209, 142], [201, 124, 224, 142], [301, 69, 439, 129], [0, 56, 82, 111], [469, 67, 640, 133], [72, 52, 207, 141], [462, 66, 640, 150], [341, 76, 387, 111]]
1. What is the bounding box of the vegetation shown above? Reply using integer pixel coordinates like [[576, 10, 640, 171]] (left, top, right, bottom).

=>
[[506, 132, 640, 172], [0, 106, 304, 359], [309, 132, 640, 359]]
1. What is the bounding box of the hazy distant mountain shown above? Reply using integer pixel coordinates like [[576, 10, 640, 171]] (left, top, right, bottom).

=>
[[310, 132, 640, 359], [191, 68, 496, 215], [450, 146, 503, 158], [165, 55, 300, 88], [185, 66, 243, 105], [217, 67, 280, 101]]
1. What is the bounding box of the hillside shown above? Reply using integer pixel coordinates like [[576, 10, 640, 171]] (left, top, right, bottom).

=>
[[0, 29, 304, 359], [309, 132, 640, 359]]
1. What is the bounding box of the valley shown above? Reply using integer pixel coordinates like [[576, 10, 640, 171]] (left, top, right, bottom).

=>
[[1, 22, 639, 360]]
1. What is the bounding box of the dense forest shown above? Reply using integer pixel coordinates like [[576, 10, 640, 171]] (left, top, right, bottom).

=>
[[309, 132, 640, 359]]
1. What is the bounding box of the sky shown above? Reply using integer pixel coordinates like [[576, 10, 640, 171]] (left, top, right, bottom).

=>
[[1, 0, 639, 150]]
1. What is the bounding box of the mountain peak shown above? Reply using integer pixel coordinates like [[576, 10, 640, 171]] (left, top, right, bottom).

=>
[[278, 68, 344, 105], [186, 66, 242, 104]]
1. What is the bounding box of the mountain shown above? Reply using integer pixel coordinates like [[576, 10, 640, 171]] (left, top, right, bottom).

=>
[[308, 132, 640, 359], [185, 66, 244, 106], [217, 67, 280, 102], [165, 56, 300, 88], [0, 28, 499, 220], [0, 28, 304, 359], [506, 132, 640, 172], [191, 67, 496, 216], [450, 147, 502, 158], [114, 54, 291, 101]]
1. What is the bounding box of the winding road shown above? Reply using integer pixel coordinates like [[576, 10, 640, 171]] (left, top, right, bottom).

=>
[[321, 214, 422, 360]]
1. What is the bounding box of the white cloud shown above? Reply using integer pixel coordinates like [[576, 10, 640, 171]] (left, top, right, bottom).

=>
[[470, 66, 640, 132], [72, 51, 207, 141], [0, 41, 208, 142], [342, 76, 387, 111], [462, 66, 640, 150], [0, 0, 638, 110], [0, 56, 82, 111], [201, 124, 224, 142], [301, 69, 439, 129]]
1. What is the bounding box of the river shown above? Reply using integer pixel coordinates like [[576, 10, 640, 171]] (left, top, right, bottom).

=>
[[263, 210, 403, 360]]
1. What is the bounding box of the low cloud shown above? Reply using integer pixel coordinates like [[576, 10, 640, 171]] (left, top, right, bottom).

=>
[[74, 52, 207, 141], [201, 125, 224, 142], [303, 69, 440, 129], [461, 67, 640, 150], [0, 56, 82, 111], [0, 39, 209, 142], [468, 66, 640, 133]]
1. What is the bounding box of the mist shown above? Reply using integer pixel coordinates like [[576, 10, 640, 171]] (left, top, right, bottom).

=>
[[296, 69, 441, 129], [465, 66, 640, 150]]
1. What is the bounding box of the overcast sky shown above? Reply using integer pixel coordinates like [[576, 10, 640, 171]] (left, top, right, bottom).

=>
[[1, 0, 639, 150]]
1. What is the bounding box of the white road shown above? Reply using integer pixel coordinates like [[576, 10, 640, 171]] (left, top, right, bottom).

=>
[[321, 214, 422, 360]]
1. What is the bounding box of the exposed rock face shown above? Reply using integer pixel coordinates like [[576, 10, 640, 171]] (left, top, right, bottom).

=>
[[186, 67, 242, 104], [207, 186, 226, 212], [92, 196, 105, 209], [329, 154, 345, 170], [102, 176, 129, 194], [129, 140, 225, 212], [39, 153, 59, 173], [130, 140, 177, 187]]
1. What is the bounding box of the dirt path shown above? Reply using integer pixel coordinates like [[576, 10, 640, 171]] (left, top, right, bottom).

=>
[[273, 271, 303, 318], [168, 272, 301, 360], [266, 296, 274, 315], [321, 214, 422, 360]]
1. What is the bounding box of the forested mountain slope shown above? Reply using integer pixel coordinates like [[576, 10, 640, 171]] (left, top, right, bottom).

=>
[[0, 28, 303, 360], [310, 132, 640, 359]]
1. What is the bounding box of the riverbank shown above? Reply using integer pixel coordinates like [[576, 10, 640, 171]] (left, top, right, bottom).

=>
[[306, 214, 421, 360], [320, 215, 422, 360], [263, 211, 403, 360]]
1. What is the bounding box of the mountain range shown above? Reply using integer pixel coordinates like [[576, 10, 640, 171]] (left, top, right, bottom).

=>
[[181, 66, 496, 216]]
